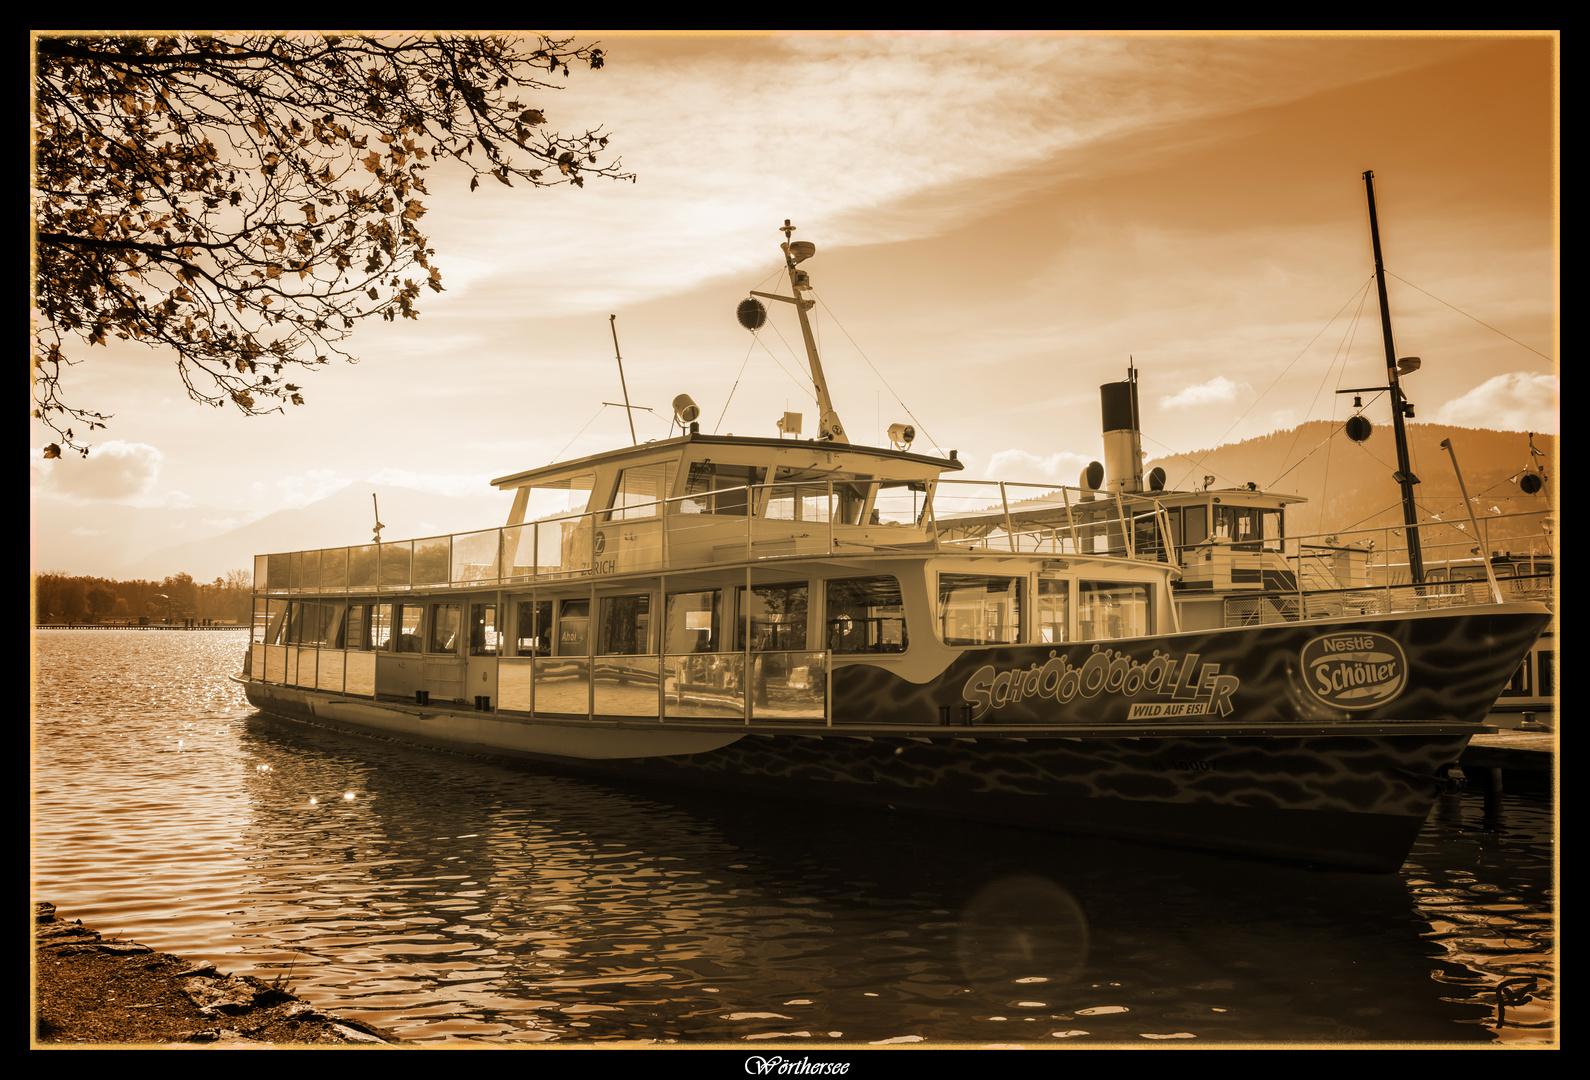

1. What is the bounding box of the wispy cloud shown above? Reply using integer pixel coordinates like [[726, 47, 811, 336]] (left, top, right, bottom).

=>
[[1159, 376, 1244, 411], [1434, 372, 1558, 433]]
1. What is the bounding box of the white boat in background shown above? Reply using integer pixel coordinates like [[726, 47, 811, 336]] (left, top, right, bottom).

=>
[[240, 220, 1550, 873]]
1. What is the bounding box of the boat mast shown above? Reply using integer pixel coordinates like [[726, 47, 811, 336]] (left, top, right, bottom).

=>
[[750, 220, 848, 443], [1364, 170, 1425, 585], [609, 314, 638, 446]]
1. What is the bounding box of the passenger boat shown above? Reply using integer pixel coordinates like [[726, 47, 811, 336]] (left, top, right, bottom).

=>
[[240, 221, 1551, 872]]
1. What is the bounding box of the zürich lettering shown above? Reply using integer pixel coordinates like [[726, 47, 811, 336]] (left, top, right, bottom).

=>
[[960, 646, 1240, 722]]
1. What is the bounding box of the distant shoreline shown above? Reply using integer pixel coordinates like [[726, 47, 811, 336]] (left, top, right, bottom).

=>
[[33, 623, 248, 631]]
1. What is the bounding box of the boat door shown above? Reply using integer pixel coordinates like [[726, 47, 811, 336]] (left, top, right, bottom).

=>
[[467, 601, 501, 707]]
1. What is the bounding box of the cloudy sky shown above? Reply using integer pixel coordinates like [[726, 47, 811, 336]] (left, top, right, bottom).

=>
[[31, 32, 1558, 575]]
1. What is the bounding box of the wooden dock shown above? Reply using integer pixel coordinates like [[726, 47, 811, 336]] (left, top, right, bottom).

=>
[[1465, 728, 1555, 773]]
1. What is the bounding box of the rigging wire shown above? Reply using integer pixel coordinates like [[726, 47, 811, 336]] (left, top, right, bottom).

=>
[[714, 335, 761, 434], [1138, 430, 1243, 491], [1386, 270, 1557, 365], [1267, 392, 1389, 490], [548, 403, 611, 465], [1171, 276, 1376, 489], [1276, 281, 1375, 495], [810, 290, 943, 455], [716, 264, 819, 433]]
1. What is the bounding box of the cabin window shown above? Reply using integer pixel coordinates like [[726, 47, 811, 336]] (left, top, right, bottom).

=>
[[607, 462, 673, 521], [557, 599, 591, 656], [1180, 505, 1208, 547], [253, 598, 271, 644], [827, 576, 908, 654], [736, 583, 808, 651], [1077, 581, 1150, 641], [394, 603, 424, 653], [515, 599, 552, 656], [372, 603, 394, 650], [598, 594, 652, 655], [874, 481, 928, 526], [522, 473, 597, 520], [763, 484, 827, 522], [665, 590, 722, 653], [346, 604, 370, 650], [262, 598, 290, 644], [1539, 650, 1555, 697], [429, 603, 462, 653], [469, 604, 500, 656], [937, 574, 1023, 646], [1037, 578, 1071, 643], [679, 463, 764, 516], [290, 600, 345, 646], [1212, 506, 1281, 551]]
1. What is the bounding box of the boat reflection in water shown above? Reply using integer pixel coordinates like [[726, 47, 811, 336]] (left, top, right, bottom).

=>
[[240, 220, 1550, 876], [225, 710, 1546, 1045]]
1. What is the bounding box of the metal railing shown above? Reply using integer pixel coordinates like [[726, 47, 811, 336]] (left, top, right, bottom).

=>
[[254, 478, 1171, 593]]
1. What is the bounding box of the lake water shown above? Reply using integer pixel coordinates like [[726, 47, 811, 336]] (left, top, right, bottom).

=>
[[31, 630, 1556, 1047]]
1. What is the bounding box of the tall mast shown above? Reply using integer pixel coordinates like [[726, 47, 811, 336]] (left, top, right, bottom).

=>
[[750, 220, 848, 443], [1364, 170, 1425, 584]]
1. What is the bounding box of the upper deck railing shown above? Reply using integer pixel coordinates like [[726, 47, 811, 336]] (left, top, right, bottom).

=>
[[1224, 511, 1553, 624], [252, 478, 1174, 593]]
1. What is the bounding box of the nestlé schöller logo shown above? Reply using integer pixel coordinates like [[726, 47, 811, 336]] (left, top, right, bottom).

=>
[[1300, 631, 1408, 709]]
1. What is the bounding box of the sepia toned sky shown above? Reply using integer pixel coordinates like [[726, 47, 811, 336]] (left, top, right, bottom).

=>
[[31, 32, 1558, 571]]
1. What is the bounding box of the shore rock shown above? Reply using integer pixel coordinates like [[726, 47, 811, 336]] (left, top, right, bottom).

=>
[[32, 902, 402, 1047]]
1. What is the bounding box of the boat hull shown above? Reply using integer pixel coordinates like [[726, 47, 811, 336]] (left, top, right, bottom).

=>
[[240, 603, 1547, 873], [243, 680, 1469, 873]]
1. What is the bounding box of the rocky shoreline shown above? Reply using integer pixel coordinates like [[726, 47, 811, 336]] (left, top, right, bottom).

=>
[[32, 902, 403, 1047]]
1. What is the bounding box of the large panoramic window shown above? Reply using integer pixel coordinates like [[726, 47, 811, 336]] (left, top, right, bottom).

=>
[[1036, 578, 1070, 644], [736, 582, 808, 651], [937, 573, 1022, 646], [826, 576, 908, 654], [665, 590, 722, 653], [556, 599, 591, 656], [679, 463, 764, 516], [289, 600, 345, 646], [1077, 581, 1150, 641], [515, 599, 552, 656], [598, 594, 652, 655]]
